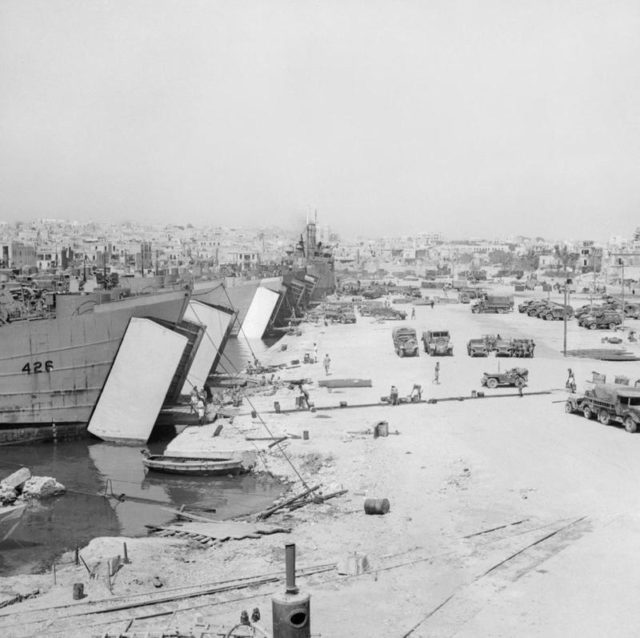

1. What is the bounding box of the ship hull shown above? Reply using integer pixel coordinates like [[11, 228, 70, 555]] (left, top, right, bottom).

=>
[[193, 277, 282, 338], [0, 290, 189, 440]]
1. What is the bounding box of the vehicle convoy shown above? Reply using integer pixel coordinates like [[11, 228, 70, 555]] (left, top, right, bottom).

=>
[[471, 295, 514, 314], [565, 383, 640, 432], [481, 367, 529, 389], [392, 327, 420, 357], [467, 338, 489, 357], [421, 330, 453, 356]]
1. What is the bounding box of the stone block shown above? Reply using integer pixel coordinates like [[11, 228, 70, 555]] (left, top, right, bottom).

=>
[[1, 467, 31, 491]]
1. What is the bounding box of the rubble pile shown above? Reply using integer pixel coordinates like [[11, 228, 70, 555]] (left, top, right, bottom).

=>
[[0, 467, 66, 505]]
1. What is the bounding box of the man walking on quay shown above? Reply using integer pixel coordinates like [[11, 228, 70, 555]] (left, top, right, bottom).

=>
[[323, 354, 331, 375], [566, 368, 576, 393], [433, 361, 440, 384], [411, 307, 416, 319]]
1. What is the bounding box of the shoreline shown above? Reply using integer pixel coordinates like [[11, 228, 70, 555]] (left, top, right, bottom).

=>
[[3, 292, 640, 636]]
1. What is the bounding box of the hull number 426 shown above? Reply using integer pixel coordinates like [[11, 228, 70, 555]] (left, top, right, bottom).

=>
[[22, 361, 54, 374]]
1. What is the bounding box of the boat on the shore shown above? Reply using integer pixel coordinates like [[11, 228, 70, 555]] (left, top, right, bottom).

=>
[[0, 503, 26, 542], [142, 454, 246, 476], [0, 288, 191, 444]]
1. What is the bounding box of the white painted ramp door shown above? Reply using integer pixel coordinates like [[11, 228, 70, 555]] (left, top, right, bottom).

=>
[[241, 287, 280, 339], [181, 301, 234, 395], [88, 318, 188, 443]]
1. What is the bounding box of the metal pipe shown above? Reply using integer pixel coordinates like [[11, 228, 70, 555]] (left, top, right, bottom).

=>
[[285, 543, 298, 594]]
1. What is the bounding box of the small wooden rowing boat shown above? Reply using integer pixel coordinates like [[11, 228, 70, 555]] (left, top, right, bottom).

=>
[[142, 455, 246, 476]]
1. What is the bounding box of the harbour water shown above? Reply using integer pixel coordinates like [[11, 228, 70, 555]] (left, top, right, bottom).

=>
[[0, 335, 283, 576]]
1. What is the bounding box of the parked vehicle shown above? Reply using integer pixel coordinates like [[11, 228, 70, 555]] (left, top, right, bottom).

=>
[[540, 303, 574, 320], [481, 367, 529, 389], [421, 330, 453, 356], [518, 300, 536, 313], [526, 300, 551, 317], [467, 338, 489, 357], [494, 338, 515, 357], [578, 311, 622, 330], [565, 383, 640, 432], [392, 327, 420, 357], [624, 304, 640, 319], [471, 295, 514, 314]]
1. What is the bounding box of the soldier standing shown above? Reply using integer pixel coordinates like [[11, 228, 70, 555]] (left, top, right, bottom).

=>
[[323, 354, 331, 375], [433, 361, 440, 384]]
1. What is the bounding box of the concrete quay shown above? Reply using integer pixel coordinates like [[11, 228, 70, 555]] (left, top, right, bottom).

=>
[[5, 294, 640, 637]]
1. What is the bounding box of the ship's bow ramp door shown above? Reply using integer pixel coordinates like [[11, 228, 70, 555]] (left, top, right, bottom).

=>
[[241, 287, 281, 339], [88, 317, 188, 443], [181, 301, 235, 395]]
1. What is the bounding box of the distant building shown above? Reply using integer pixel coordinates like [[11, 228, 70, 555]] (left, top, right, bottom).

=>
[[11, 241, 37, 269]]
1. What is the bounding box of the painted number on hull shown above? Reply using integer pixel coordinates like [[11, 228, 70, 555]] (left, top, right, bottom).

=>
[[22, 361, 54, 374]]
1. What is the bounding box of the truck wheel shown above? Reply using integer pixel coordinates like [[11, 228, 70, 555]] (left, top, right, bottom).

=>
[[565, 401, 574, 414], [486, 378, 498, 389], [582, 405, 593, 419], [598, 410, 610, 425], [609, 323, 617, 330], [543, 314, 549, 320], [624, 417, 638, 433], [588, 323, 596, 330], [399, 349, 404, 358]]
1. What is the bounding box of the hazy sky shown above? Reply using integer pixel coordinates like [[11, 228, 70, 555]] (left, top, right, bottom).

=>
[[1, 0, 640, 239]]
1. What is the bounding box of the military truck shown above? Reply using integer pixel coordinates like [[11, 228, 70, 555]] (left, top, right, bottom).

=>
[[565, 383, 640, 432], [471, 295, 514, 314], [467, 338, 489, 357], [392, 327, 420, 357], [578, 311, 622, 330], [494, 338, 515, 357], [481, 367, 528, 389], [421, 330, 453, 356], [540, 304, 573, 320]]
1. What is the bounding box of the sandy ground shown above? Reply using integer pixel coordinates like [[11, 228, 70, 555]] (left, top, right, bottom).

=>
[[3, 290, 640, 637]]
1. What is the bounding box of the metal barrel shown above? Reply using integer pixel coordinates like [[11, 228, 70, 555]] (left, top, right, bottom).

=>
[[364, 498, 390, 515]]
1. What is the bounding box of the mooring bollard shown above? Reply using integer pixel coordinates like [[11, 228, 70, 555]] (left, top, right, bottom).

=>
[[251, 409, 257, 418], [364, 498, 390, 515], [339, 401, 347, 408], [72, 583, 85, 600], [272, 544, 310, 638], [274, 401, 281, 413], [302, 430, 309, 440]]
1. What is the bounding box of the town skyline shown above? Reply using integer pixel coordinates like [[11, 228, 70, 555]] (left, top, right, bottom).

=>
[[2, 1, 640, 239]]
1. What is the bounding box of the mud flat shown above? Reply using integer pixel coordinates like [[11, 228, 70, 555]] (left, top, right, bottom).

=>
[[4, 296, 640, 637]]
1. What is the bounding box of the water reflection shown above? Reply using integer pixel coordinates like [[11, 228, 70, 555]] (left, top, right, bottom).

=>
[[0, 439, 282, 576], [0, 335, 284, 576]]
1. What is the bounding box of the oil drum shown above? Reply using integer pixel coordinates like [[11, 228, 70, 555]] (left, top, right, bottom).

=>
[[364, 498, 390, 515]]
